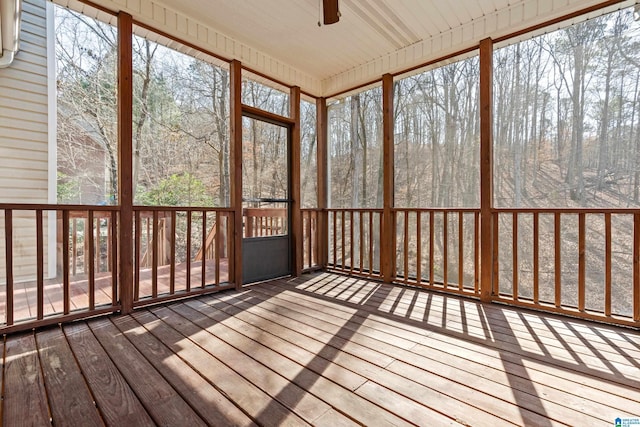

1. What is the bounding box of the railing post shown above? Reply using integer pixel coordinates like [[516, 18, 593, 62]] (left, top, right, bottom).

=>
[[382, 73, 395, 283], [117, 12, 134, 314], [479, 38, 494, 302], [230, 60, 243, 289], [634, 213, 640, 322], [4, 209, 14, 325], [316, 97, 328, 268]]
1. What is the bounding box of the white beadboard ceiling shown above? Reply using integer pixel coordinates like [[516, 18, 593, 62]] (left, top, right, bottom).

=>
[[66, 0, 633, 96]]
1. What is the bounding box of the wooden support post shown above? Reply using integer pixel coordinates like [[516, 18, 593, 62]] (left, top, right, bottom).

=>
[[5, 210, 13, 325], [382, 74, 395, 283], [316, 97, 328, 268], [230, 60, 243, 288], [118, 12, 134, 313], [479, 38, 494, 302], [634, 213, 640, 321], [291, 86, 303, 276]]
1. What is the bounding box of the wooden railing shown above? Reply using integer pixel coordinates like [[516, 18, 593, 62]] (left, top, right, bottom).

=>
[[326, 206, 640, 327], [65, 211, 114, 276], [133, 207, 234, 305], [327, 209, 383, 278], [302, 209, 322, 271], [393, 208, 480, 298], [1, 204, 120, 333], [493, 208, 640, 325], [243, 207, 287, 237], [4, 203, 639, 331]]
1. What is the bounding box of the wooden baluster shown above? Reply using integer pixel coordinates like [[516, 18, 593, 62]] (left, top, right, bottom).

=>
[[63, 210, 70, 315], [359, 211, 364, 273], [170, 211, 176, 294], [533, 212, 539, 304], [459, 211, 464, 291], [513, 212, 518, 301], [88, 211, 95, 311], [202, 211, 207, 288], [5, 210, 13, 325], [186, 211, 192, 292], [349, 211, 354, 273], [368, 212, 373, 276], [308, 212, 313, 269], [474, 211, 480, 294], [84, 216, 89, 275], [403, 210, 409, 284], [93, 216, 102, 273], [443, 212, 448, 288], [36, 210, 44, 320], [634, 213, 640, 322], [105, 213, 109, 272], [332, 211, 337, 267], [215, 211, 221, 286], [152, 211, 158, 298], [416, 212, 422, 284], [554, 212, 562, 308], [146, 217, 151, 267], [315, 212, 319, 266], [72, 218, 77, 276], [492, 213, 499, 297], [110, 211, 117, 305], [97, 215, 102, 273], [604, 213, 611, 316], [341, 211, 345, 270], [429, 211, 434, 286], [578, 213, 585, 312], [379, 211, 383, 278], [391, 210, 397, 281], [134, 210, 141, 301]]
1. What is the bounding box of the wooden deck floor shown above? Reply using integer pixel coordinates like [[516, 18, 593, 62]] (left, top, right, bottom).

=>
[[2, 272, 639, 426]]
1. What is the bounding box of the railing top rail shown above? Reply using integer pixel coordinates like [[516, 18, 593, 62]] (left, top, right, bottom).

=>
[[493, 207, 640, 214], [326, 207, 480, 213], [392, 207, 480, 213], [0, 203, 120, 211], [243, 207, 287, 217], [133, 205, 234, 212], [327, 208, 384, 213]]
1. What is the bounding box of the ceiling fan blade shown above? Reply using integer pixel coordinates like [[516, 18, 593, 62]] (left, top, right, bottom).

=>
[[323, 0, 339, 25]]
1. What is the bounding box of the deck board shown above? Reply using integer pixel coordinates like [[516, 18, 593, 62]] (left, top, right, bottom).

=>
[[147, 306, 311, 426], [35, 327, 103, 427], [3, 333, 50, 426], [88, 317, 207, 426], [111, 314, 257, 426], [1, 272, 639, 426], [64, 322, 155, 426]]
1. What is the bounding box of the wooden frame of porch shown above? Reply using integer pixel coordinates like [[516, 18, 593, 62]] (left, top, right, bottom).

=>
[[2, 1, 640, 425]]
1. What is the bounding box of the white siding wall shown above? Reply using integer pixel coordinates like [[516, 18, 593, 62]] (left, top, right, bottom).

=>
[[0, 0, 50, 282]]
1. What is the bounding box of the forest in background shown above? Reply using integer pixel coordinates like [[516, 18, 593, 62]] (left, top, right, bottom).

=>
[[55, 6, 318, 209], [329, 8, 640, 210]]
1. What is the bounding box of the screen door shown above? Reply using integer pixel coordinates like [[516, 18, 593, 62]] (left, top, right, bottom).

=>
[[241, 114, 292, 284]]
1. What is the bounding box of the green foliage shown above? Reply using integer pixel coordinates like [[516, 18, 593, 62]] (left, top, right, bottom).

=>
[[57, 172, 80, 203], [137, 173, 213, 207]]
